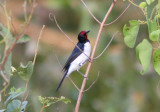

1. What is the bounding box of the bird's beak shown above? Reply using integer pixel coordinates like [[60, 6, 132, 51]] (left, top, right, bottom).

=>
[[86, 30, 90, 34]]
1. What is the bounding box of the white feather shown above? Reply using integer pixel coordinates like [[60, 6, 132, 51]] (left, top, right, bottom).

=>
[[66, 41, 91, 77]]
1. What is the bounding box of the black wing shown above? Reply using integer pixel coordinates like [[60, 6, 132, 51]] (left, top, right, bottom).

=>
[[62, 42, 84, 71]]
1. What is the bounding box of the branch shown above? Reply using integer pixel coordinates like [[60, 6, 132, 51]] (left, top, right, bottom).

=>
[[80, 0, 101, 24], [104, 2, 131, 26], [49, 13, 91, 62], [83, 72, 100, 92], [33, 25, 45, 65], [0, 81, 10, 94], [75, 0, 117, 111], [68, 77, 80, 91], [93, 31, 119, 60], [0, 70, 9, 83]]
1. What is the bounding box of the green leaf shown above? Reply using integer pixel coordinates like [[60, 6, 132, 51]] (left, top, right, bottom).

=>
[[17, 61, 34, 81], [59, 96, 71, 104], [17, 35, 30, 44], [139, 2, 147, 9], [136, 39, 152, 74], [150, 30, 160, 41], [123, 20, 140, 48], [0, 23, 14, 47], [153, 49, 160, 75], [7, 100, 28, 112], [147, 17, 158, 41], [5, 87, 25, 105], [146, 0, 155, 5], [38, 96, 71, 108], [4, 53, 12, 77]]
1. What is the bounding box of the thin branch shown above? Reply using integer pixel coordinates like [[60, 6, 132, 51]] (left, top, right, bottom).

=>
[[10, 15, 18, 37], [53, 51, 80, 91], [150, 6, 156, 20], [54, 52, 63, 69], [127, 0, 145, 15], [104, 3, 131, 26], [19, 79, 29, 110], [0, 81, 10, 94], [68, 77, 80, 91], [80, 0, 101, 24], [75, 0, 117, 111], [83, 72, 100, 92], [0, 70, 9, 83], [33, 25, 45, 65], [49, 13, 91, 62], [93, 31, 119, 60]]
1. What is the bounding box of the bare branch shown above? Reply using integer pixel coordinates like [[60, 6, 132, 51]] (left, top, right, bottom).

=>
[[104, 3, 131, 26], [33, 25, 45, 65], [83, 72, 100, 92], [49, 13, 91, 62], [93, 31, 119, 60], [0, 81, 10, 94], [54, 52, 63, 69], [0, 70, 9, 83], [68, 77, 80, 91], [75, 0, 117, 111], [80, 0, 101, 24]]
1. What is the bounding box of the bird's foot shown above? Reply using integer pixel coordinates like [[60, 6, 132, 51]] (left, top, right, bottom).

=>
[[88, 58, 93, 63], [84, 76, 88, 80], [77, 69, 88, 80]]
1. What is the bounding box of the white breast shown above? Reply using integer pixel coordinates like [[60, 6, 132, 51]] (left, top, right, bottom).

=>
[[66, 41, 91, 77]]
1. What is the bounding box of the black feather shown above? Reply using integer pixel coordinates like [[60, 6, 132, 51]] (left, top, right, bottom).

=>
[[62, 42, 84, 71], [56, 70, 68, 92]]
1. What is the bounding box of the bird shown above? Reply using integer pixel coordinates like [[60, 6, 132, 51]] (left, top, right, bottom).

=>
[[56, 30, 91, 92]]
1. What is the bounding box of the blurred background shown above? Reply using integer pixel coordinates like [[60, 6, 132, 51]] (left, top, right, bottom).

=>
[[0, 0, 160, 112]]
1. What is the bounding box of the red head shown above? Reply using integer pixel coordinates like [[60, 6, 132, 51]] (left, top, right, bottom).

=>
[[78, 30, 90, 43]]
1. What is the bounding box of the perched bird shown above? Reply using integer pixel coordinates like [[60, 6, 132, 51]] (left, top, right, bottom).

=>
[[56, 30, 91, 92]]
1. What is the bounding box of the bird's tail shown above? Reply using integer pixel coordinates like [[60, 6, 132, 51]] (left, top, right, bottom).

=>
[[56, 71, 68, 92]]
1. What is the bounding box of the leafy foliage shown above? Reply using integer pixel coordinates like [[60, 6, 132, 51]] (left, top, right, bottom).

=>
[[16, 61, 34, 81], [38, 96, 71, 107], [153, 49, 160, 74], [136, 39, 152, 74], [123, 20, 139, 48], [123, 0, 159, 75]]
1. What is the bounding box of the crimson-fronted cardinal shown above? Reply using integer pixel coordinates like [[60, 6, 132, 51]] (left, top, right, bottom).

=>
[[56, 30, 91, 92]]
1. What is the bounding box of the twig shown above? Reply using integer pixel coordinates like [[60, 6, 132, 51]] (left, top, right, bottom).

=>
[[150, 6, 156, 20], [53, 51, 80, 91], [127, 0, 145, 15], [68, 77, 80, 91], [80, 0, 101, 24], [49, 13, 91, 62], [54, 52, 63, 69], [10, 15, 18, 37], [75, 0, 117, 111], [104, 2, 131, 26], [93, 31, 119, 60], [83, 72, 100, 92], [0, 70, 9, 83], [19, 79, 29, 110], [33, 25, 45, 65], [0, 81, 10, 94]]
